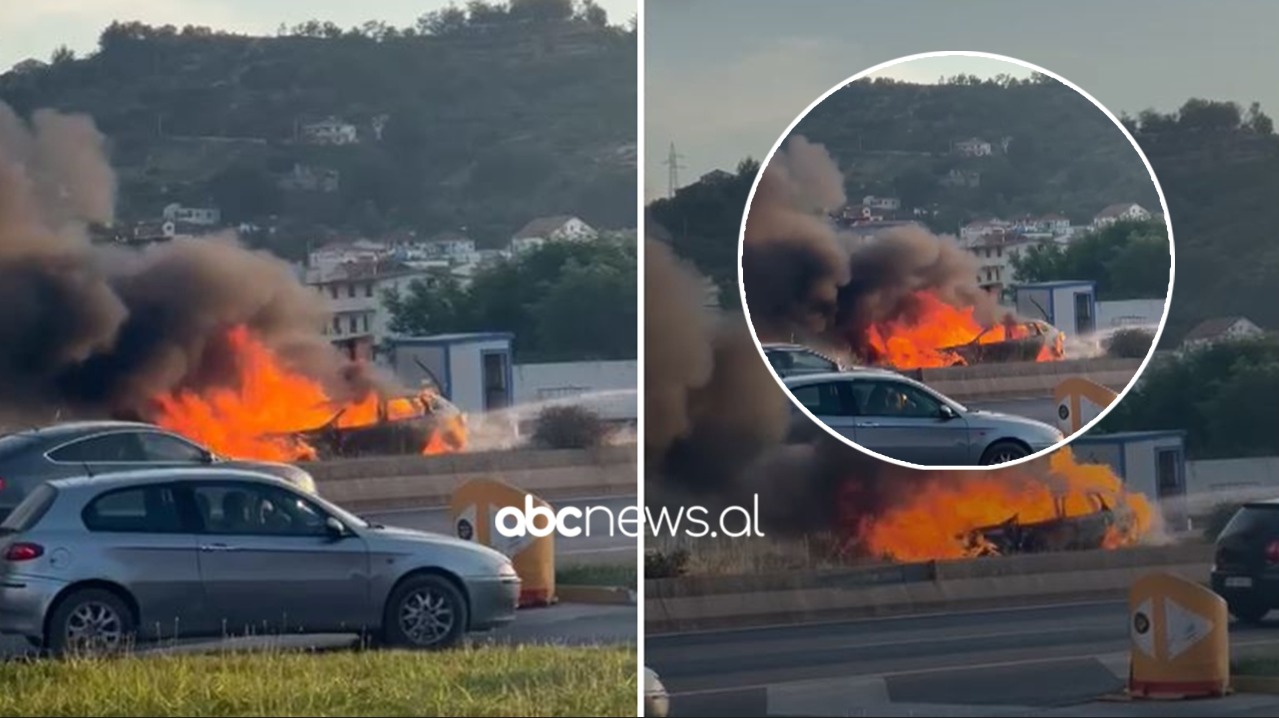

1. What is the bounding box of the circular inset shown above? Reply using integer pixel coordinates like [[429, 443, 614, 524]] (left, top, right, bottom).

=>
[[737, 51, 1174, 470]]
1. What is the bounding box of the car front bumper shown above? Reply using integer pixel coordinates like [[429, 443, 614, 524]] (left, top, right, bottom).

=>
[[467, 575, 521, 631], [0, 573, 66, 638]]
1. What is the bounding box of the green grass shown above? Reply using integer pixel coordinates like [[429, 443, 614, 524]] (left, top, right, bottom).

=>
[[556, 563, 637, 589], [0, 645, 637, 716]]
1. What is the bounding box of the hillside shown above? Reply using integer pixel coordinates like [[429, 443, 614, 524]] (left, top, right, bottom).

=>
[[650, 97, 1275, 346], [0, 6, 637, 257], [788, 75, 1161, 229]]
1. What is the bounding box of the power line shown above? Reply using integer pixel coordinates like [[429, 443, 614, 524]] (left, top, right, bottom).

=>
[[663, 142, 686, 198]]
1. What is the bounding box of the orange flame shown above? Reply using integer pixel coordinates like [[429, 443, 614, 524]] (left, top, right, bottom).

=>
[[866, 291, 1064, 369], [150, 326, 466, 461], [843, 447, 1155, 562]]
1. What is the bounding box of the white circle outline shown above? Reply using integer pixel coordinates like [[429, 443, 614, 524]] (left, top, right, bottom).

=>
[[735, 49, 1176, 472]]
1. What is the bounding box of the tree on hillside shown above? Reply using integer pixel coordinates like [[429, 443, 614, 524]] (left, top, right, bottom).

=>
[[1011, 220, 1170, 300], [385, 239, 636, 361], [1099, 337, 1279, 459]]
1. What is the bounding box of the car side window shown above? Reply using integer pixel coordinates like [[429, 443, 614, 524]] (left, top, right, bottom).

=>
[[789, 382, 850, 416], [137, 432, 208, 462], [765, 351, 793, 374], [49, 433, 147, 463], [860, 381, 944, 419], [791, 350, 838, 373], [83, 485, 185, 533], [191, 482, 329, 537]]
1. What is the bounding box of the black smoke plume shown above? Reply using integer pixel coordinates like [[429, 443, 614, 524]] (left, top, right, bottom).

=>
[[0, 103, 379, 426], [742, 135, 998, 361]]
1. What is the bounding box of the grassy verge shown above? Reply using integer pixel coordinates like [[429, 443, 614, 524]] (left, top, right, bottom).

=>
[[557, 563, 637, 589], [0, 645, 637, 716]]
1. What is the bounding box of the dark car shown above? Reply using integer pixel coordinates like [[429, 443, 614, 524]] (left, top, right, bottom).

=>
[[938, 320, 1066, 365], [294, 391, 466, 459], [0, 421, 317, 520], [762, 343, 845, 378], [965, 493, 1128, 555], [1211, 500, 1279, 624]]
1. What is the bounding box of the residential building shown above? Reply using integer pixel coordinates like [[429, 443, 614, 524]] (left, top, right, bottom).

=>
[[968, 234, 1039, 294], [862, 195, 901, 212], [306, 239, 389, 278], [959, 218, 1011, 246], [162, 203, 221, 226], [953, 137, 993, 157], [1093, 203, 1152, 229], [510, 215, 596, 253], [300, 117, 359, 145], [420, 231, 479, 264], [1181, 316, 1264, 350], [308, 258, 438, 359], [942, 169, 981, 187]]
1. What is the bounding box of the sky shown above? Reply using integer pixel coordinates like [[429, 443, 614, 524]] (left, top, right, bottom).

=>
[[645, 0, 1279, 200], [0, 0, 638, 71]]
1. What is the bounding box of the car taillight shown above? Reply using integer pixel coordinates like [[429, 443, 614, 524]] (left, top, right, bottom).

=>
[[0, 477, 6, 492], [1265, 541, 1279, 565], [3, 543, 42, 562]]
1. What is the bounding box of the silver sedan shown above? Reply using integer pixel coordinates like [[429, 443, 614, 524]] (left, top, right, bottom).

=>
[[783, 369, 1064, 466], [0, 468, 520, 655]]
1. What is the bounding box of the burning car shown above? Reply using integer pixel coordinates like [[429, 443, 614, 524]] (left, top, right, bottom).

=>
[[962, 491, 1134, 555], [938, 319, 1066, 366], [291, 390, 467, 460]]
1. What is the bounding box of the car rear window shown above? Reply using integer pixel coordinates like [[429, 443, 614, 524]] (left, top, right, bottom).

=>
[[1220, 505, 1279, 540], [0, 484, 58, 534]]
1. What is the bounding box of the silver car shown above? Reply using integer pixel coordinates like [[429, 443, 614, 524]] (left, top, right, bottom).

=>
[[0, 421, 318, 520], [0, 468, 519, 655], [783, 370, 1064, 465]]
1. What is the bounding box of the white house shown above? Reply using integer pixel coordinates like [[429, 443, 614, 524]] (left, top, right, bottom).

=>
[[1092, 203, 1151, 229], [959, 218, 1011, 246], [301, 117, 359, 145], [162, 203, 221, 226], [278, 164, 340, 193], [510, 215, 596, 253], [1011, 213, 1071, 237], [954, 137, 993, 157], [1181, 316, 1264, 350], [306, 239, 389, 279], [862, 195, 901, 212], [968, 235, 1041, 293], [422, 232, 479, 264]]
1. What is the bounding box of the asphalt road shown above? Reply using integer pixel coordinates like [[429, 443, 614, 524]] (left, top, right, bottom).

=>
[[649, 600, 1279, 716], [365, 494, 638, 565]]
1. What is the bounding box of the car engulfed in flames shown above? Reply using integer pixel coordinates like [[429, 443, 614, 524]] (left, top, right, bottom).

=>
[[936, 319, 1066, 367], [961, 491, 1137, 556], [291, 390, 468, 460]]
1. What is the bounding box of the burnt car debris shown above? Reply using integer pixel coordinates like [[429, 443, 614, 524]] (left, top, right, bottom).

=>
[[938, 319, 1066, 366], [962, 492, 1132, 555], [294, 391, 466, 460]]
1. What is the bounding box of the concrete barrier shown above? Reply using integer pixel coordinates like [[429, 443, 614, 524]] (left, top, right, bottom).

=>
[[300, 445, 636, 511], [921, 358, 1142, 401], [645, 543, 1215, 633]]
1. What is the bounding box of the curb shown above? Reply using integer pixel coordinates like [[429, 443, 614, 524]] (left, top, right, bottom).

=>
[[557, 585, 637, 606], [1232, 676, 1279, 695]]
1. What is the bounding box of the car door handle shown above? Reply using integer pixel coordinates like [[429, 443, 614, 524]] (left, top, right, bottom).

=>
[[199, 543, 239, 552]]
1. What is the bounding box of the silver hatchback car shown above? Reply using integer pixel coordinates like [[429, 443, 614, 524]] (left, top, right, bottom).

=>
[[783, 369, 1064, 466], [0, 468, 519, 655]]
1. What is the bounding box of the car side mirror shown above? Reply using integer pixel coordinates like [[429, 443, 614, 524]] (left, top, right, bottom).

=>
[[200, 450, 216, 464], [325, 516, 348, 539], [939, 405, 958, 421]]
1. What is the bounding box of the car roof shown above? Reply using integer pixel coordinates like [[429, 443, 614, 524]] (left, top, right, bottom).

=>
[[48, 466, 291, 492], [782, 368, 907, 384], [0, 420, 168, 443]]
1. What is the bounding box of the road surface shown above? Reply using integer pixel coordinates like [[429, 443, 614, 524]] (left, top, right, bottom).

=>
[[365, 494, 637, 565], [649, 600, 1279, 716]]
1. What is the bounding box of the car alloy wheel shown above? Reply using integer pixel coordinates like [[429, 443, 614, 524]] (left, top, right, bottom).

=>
[[398, 587, 456, 646], [64, 600, 125, 654]]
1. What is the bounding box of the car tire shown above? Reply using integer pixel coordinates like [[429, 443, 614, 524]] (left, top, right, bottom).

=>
[[1229, 598, 1270, 625], [981, 440, 1030, 466], [382, 573, 469, 650], [45, 587, 135, 658]]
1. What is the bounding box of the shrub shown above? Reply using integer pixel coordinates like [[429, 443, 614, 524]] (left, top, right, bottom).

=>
[[1105, 328, 1156, 359], [531, 405, 612, 449], [644, 548, 689, 579]]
